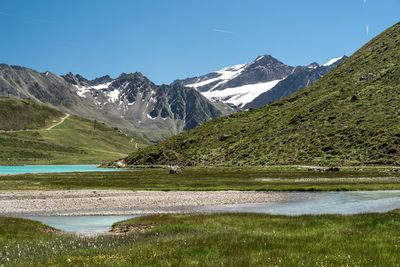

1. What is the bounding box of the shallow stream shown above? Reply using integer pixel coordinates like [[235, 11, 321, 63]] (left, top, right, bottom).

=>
[[23, 190, 400, 235]]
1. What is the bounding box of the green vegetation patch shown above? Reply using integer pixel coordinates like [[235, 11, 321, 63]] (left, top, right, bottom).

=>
[[0, 115, 145, 165], [1, 166, 400, 191], [0, 98, 63, 131], [2, 212, 400, 265]]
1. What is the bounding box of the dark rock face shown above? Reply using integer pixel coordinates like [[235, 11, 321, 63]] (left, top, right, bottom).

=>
[[62, 72, 88, 86], [88, 75, 113, 86]]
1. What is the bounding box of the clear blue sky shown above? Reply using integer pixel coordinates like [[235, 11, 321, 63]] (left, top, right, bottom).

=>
[[1, 0, 399, 84]]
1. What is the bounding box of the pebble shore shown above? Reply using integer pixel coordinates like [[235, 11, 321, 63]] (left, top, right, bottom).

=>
[[0, 190, 300, 216]]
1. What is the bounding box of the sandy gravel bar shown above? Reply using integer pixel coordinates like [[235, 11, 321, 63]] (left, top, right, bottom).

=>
[[0, 190, 304, 216]]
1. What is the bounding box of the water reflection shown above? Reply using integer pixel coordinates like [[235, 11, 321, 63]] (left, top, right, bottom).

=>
[[197, 190, 400, 215]]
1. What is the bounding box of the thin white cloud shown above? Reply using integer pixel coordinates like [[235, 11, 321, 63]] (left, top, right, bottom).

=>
[[363, 0, 367, 3], [366, 24, 369, 35], [213, 29, 236, 35]]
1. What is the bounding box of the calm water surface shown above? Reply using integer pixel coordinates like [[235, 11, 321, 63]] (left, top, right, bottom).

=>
[[196, 190, 400, 215], [23, 191, 400, 234], [23, 215, 139, 235], [0, 165, 129, 174]]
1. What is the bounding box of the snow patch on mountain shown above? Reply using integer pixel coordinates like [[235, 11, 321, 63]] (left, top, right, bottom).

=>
[[107, 89, 120, 103], [186, 64, 246, 89], [75, 82, 113, 97], [323, 56, 345, 67], [202, 79, 283, 108]]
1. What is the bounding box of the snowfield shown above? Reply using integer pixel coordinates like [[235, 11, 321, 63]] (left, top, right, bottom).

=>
[[201, 79, 282, 108]]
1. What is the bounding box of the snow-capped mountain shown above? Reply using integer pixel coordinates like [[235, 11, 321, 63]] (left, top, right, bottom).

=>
[[176, 55, 347, 109], [63, 72, 239, 142], [245, 56, 348, 109], [176, 55, 293, 108]]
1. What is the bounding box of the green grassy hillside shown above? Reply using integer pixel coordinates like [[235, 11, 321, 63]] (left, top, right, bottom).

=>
[[125, 22, 400, 167], [0, 98, 64, 131], [0, 99, 146, 165]]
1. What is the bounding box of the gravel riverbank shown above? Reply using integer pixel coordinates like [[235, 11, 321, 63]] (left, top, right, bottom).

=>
[[0, 190, 306, 216]]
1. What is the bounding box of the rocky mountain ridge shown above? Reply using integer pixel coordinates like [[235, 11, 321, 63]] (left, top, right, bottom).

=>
[[0, 64, 239, 142], [176, 55, 346, 108], [65, 71, 239, 142]]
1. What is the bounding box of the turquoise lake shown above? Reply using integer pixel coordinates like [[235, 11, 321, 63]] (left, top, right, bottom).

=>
[[0, 165, 127, 175]]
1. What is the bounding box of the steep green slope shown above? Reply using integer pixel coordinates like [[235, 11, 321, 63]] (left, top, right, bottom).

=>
[[125, 22, 400, 166], [0, 98, 64, 131], [0, 99, 146, 165]]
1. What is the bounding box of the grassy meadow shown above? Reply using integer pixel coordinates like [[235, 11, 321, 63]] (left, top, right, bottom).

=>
[[1, 166, 400, 190], [0, 115, 146, 165], [1, 212, 400, 266]]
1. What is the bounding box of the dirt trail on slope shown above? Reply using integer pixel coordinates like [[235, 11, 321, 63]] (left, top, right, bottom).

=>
[[0, 113, 69, 133], [45, 113, 69, 130]]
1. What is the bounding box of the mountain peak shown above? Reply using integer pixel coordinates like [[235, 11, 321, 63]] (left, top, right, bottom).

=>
[[117, 72, 146, 80], [88, 75, 113, 86], [253, 54, 280, 64], [255, 55, 272, 61], [62, 72, 88, 85], [307, 62, 320, 69]]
